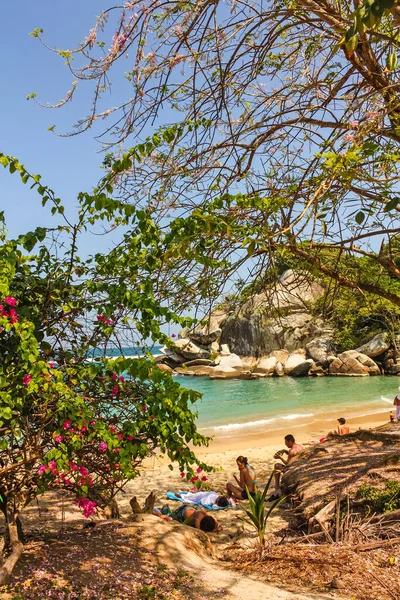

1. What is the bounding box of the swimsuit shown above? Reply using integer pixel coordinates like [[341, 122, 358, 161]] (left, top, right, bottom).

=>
[[241, 465, 257, 498], [171, 504, 192, 523]]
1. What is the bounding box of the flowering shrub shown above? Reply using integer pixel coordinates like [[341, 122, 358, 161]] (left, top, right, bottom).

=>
[[0, 167, 211, 584]]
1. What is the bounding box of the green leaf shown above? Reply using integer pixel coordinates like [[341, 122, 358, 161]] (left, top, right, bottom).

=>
[[355, 211, 365, 225]]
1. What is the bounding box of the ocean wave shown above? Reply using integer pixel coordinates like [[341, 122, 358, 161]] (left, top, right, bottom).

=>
[[281, 412, 314, 420], [212, 418, 275, 432], [381, 396, 394, 404], [210, 412, 316, 432]]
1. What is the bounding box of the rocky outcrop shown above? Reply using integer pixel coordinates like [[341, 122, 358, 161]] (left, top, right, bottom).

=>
[[284, 354, 314, 377], [306, 338, 335, 363], [173, 338, 210, 360], [329, 351, 380, 376], [184, 309, 227, 345], [355, 333, 390, 358]]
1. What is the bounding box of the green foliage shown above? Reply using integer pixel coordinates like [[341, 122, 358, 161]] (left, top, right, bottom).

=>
[[0, 155, 212, 587], [357, 480, 400, 513], [240, 473, 285, 546]]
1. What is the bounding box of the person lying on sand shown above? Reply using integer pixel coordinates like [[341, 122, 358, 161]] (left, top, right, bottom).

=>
[[174, 491, 231, 508], [268, 434, 304, 501], [153, 504, 223, 532], [226, 455, 256, 500]]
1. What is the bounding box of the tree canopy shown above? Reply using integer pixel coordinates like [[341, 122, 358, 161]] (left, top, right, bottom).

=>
[[29, 0, 400, 312]]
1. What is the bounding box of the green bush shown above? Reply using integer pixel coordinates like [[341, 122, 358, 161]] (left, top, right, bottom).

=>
[[357, 480, 400, 513]]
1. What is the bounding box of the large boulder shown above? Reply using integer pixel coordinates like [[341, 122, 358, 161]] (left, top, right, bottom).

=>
[[173, 338, 210, 360], [217, 353, 243, 370], [253, 356, 277, 375], [284, 354, 314, 376], [242, 270, 324, 315], [220, 312, 327, 356], [184, 309, 228, 345], [306, 338, 335, 363], [270, 349, 289, 364], [209, 367, 246, 379], [355, 333, 390, 358], [329, 350, 380, 376], [160, 346, 185, 364]]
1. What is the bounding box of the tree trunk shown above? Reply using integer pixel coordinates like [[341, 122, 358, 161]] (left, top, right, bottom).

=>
[[0, 503, 24, 585]]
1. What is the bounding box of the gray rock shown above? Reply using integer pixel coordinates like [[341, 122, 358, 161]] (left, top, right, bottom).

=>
[[306, 338, 335, 363], [355, 333, 390, 358], [253, 356, 277, 375], [284, 354, 314, 376], [270, 349, 289, 364], [275, 362, 285, 377], [185, 309, 227, 344], [184, 359, 215, 367], [218, 353, 243, 370], [160, 346, 185, 364], [329, 350, 380, 376], [173, 338, 210, 360]]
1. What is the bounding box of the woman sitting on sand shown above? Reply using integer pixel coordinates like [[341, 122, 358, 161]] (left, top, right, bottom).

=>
[[226, 456, 256, 500]]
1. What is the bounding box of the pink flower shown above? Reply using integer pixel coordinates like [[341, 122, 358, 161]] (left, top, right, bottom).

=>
[[119, 376, 125, 382], [99, 442, 108, 451], [190, 476, 199, 482], [114, 463, 120, 469], [344, 133, 355, 143], [64, 478, 71, 486], [79, 466, 88, 476], [171, 333, 176, 338], [114, 447, 120, 453], [110, 373, 118, 381], [151, 415, 155, 421], [23, 374, 32, 385], [89, 420, 96, 427], [4, 296, 17, 306], [75, 497, 97, 519], [117, 433, 123, 440], [48, 362, 56, 368], [69, 463, 79, 471], [9, 309, 18, 324], [109, 425, 117, 433], [196, 467, 202, 474], [81, 426, 87, 433], [190, 486, 197, 492], [180, 472, 185, 478], [111, 386, 119, 397], [141, 406, 147, 413], [55, 435, 63, 443], [127, 435, 134, 441], [37, 465, 47, 475], [349, 120, 359, 129], [62, 419, 71, 430], [201, 476, 208, 482]]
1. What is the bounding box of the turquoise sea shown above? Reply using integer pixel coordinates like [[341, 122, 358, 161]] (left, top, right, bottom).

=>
[[98, 346, 397, 437], [174, 376, 396, 436]]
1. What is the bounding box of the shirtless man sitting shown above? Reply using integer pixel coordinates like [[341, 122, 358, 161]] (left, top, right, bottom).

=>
[[268, 434, 304, 501]]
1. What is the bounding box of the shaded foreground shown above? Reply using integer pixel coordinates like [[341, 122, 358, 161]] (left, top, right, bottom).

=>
[[1, 425, 400, 600]]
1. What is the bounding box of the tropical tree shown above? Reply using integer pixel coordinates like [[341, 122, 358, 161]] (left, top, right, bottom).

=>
[[28, 0, 400, 314], [0, 155, 211, 584]]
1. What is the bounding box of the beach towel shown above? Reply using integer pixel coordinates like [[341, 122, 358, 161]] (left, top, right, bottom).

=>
[[166, 491, 234, 510]]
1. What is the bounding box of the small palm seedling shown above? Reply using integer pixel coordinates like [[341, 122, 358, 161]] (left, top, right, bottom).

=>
[[240, 472, 286, 546]]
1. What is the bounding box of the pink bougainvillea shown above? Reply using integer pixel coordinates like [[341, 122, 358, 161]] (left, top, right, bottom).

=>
[[75, 497, 97, 518], [4, 296, 17, 306], [22, 374, 32, 385]]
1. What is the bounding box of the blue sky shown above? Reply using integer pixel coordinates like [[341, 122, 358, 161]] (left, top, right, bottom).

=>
[[0, 1, 122, 252]]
